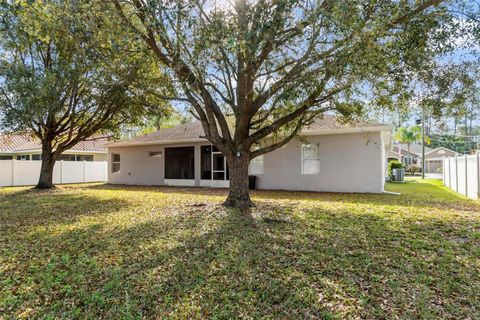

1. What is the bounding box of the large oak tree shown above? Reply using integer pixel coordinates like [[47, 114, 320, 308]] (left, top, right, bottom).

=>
[[0, 0, 172, 188], [112, 0, 450, 208]]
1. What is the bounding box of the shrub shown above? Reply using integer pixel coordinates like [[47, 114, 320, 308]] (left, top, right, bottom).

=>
[[388, 160, 403, 178], [406, 164, 420, 175]]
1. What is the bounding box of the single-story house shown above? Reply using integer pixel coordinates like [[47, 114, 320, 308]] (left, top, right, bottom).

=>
[[0, 132, 108, 161], [386, 143, 433, 166], [418, 147, 460, 173], [105, 116, 393, 193]]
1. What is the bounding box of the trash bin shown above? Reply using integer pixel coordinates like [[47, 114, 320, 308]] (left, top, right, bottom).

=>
[[248, 175, 257, 190]]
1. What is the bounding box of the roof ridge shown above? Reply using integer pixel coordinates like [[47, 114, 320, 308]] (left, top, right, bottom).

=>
[[106, 116, 392, 148]]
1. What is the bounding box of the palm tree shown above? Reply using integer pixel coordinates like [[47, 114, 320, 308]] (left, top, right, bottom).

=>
[[395, 126, 422, 153]]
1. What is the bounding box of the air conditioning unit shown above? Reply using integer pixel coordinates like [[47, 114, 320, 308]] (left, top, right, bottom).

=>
[[392, 168, 405, 181]]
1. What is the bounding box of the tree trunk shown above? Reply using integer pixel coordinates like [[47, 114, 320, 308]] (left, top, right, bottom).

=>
[[224, 153, 254, 209], [36, 147, 56, 189]]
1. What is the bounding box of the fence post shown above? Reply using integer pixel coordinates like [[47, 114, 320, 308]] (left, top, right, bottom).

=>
[[11, 159, 15, 186], [83, 160, 86, 183], [465, 154, 468, 197], [477, 152, 480, 200], [104, 161, 108, 181], [455, 155, 458, 192], [443, 156, 446, 185], [448, 157, 451, 188], [60, 160, 64, 184]]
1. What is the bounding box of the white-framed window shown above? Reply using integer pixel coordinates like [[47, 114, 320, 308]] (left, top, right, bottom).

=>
[[403, 156, 412, 166], [112, 153, 120, 173], [249, 155, 264, 175], [301, 143, 320, 174]]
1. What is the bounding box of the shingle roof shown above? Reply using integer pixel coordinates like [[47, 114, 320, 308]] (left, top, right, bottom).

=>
[[109, 122, 205, 146], [391, 145, 421, 158], [106, 115, 390, 147], [302, 114, 385, 132], [395, 143, 433, 156], [0, 132, 108, 153]]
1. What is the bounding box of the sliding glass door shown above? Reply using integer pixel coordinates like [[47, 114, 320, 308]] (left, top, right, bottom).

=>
[[201, 145, 229, 184]]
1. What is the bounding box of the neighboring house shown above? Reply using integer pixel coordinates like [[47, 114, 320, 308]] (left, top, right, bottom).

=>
[[106, 115, 393, 193], [387, 143, 433, 166], [387, 142, 461, 174], [418, 147, 460, 173], [0, 132, 108, 161]]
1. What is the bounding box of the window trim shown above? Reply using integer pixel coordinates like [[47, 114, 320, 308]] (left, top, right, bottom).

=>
[[111, 153, 121, 173], [403, 155, 413, 166], [301, 143, 320, 175]]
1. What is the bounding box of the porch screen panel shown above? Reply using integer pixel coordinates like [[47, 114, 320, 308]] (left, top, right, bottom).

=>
[[201, 146, 212, 179], [165, 147, 195, 179]]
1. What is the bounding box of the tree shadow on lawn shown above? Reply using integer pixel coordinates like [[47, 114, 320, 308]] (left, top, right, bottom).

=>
[[6, 202, 478, 319], [0, 188, 130, 229]]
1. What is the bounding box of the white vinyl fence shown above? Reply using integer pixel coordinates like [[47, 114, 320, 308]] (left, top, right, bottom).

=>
[[0, 160, 107, 187], [443, 153, 480, 200]]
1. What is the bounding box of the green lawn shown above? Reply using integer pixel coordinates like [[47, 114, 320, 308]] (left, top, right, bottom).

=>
[[1, 180, 479, 319]]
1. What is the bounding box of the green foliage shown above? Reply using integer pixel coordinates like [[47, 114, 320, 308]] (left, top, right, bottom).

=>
[[112, 0, 456, 152], [406, 164, 420, 175], [112, 0, 474, 206], [141, 110, 193, 133], [395, 126, 421, 146], [0, 0, 172, 142], [429, 130, 480, 154], [0, 180, 478, 318]]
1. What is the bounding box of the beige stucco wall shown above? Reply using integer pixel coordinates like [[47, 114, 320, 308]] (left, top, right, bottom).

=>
[[256, 132, 385, 193], [107, 142, 204, 186], [107, 131, 386, 193]]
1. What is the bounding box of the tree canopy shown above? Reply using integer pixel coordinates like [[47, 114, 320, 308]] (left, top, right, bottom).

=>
[[0, 0, 172, 187], [112, 0, 455, 208], [395, 126, 423, 151]]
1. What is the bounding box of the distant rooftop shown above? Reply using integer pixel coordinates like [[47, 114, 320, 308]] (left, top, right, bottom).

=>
[[394, 143, 433, 155], [0, 132, 108, 153]]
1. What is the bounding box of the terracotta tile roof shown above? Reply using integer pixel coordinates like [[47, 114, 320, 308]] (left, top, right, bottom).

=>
[[0, 132, 108, 153], [107, 115, 390, 147], [0, 132, 35, 152]]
